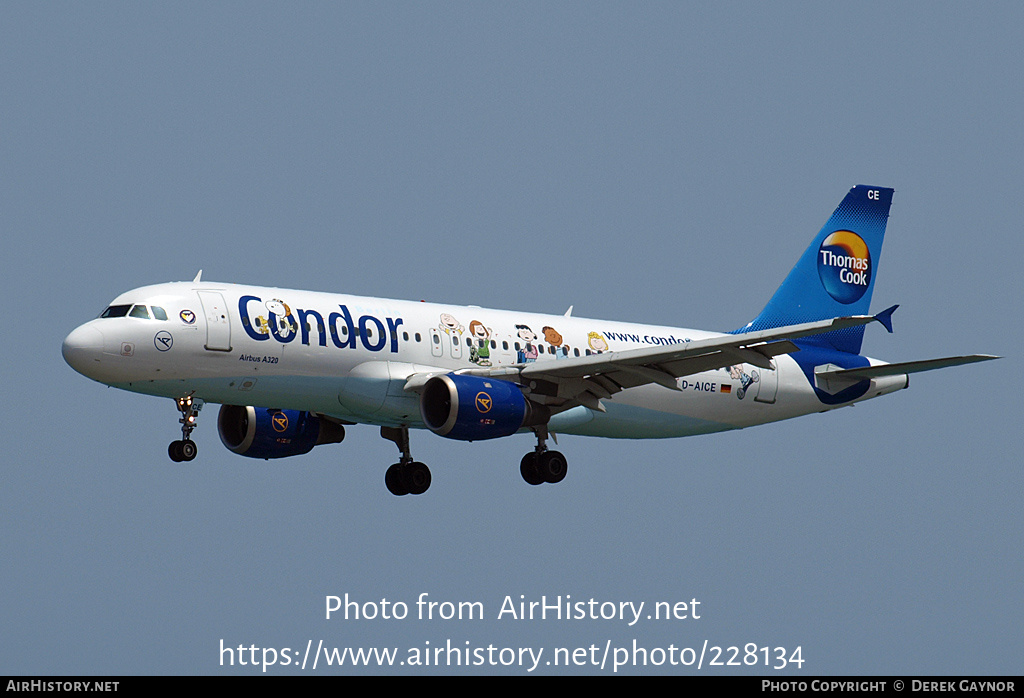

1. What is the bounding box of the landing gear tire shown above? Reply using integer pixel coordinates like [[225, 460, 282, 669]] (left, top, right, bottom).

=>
[[385, 463, 409, 496], [385, 461, 432, 496], [520, 453, 544, 485], [405, 462, 431, 495], [538, 450, 567, 483], [168, 440, 197, 462]]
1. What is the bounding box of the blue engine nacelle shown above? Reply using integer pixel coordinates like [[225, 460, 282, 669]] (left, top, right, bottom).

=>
[[217, 405, 345, 459], [420, 374, 546, 441]]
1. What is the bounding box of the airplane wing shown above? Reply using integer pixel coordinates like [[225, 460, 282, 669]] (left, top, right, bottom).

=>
[[406, 315, 880, 412]]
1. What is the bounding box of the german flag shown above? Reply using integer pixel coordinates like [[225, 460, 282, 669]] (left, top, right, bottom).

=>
[[720, 384, 732, 394]]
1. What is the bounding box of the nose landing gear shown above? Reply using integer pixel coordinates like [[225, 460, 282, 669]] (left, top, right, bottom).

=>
[[168, 395, 203, 462]]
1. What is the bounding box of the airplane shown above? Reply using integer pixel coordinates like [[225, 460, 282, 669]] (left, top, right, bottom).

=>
[[62, 185, 997, 496]]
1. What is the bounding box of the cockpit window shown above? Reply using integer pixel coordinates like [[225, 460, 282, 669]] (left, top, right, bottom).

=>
[[100, 304, 167, 320], [100, 305, 131, 318]]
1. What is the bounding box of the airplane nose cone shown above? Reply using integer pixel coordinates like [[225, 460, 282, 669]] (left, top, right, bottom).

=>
[[62, 324, 105, 377]]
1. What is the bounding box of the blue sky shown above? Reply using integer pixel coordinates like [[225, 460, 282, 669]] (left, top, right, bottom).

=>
[[2, 3, 1019, 674]]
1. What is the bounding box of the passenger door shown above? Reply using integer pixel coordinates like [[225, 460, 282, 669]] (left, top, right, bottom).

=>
[[197, 291, 232, 352]]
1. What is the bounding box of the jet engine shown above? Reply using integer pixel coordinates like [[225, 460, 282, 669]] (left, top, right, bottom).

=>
[[420, 374, 548, 441], [217, 405, 345, 459]]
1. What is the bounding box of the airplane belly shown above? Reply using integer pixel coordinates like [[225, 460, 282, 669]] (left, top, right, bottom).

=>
[[554, 400, 737, 439]]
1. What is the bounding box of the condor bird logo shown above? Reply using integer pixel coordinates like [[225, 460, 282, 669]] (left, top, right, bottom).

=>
[[154, 331, 173, 352], [817, 230, 871, 304], [271, 412, 289, 432], [475, 392, 493, 413]]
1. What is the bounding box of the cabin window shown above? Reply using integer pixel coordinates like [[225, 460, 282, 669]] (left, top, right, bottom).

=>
[[415, 333, 422, 342]]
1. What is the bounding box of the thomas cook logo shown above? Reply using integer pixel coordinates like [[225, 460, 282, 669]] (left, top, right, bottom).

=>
[[817, 230, 871, 304], [475, 392, 493, 413], [271, 412, 289, 432]]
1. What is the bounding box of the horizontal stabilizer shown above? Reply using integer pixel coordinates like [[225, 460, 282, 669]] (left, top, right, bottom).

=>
[[823, 354, 999, 380], [814, 354, 1000, 394]]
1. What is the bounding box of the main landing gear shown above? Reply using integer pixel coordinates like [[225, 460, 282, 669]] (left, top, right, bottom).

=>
[[168, 395, 203, 462], [381, 426, 431, 496], [378, 425, 567, 495], [520, 426, 567, 486]]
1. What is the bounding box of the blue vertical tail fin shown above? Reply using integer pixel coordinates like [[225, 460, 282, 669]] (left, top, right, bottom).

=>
[[738, 185, 894, 355]]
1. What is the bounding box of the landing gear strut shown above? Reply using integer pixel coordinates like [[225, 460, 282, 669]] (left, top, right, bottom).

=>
[[168, 395, 203, 462], [381, 426, 431, 496], [520, 426, 567, 486]]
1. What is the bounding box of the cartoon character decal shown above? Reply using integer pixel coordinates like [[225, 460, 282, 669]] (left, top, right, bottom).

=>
[[468, 320, 492, 366], [727, 364, 760, 400], [587, 331, 609, 353], [439, 313, 464, 337], [266, 298, 297, 338], [516, 324, 539, 363], [265, 299, 288, 317], [543, 326, 568, 359]]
